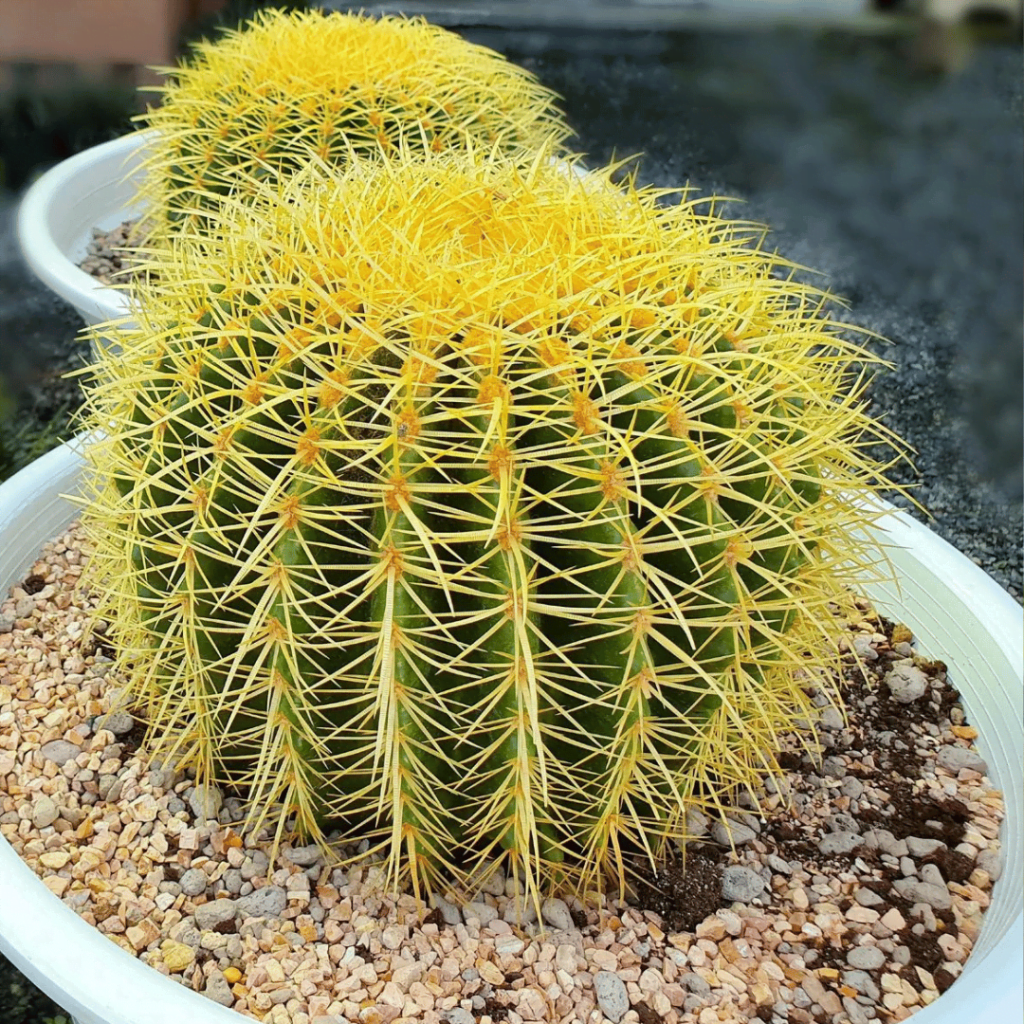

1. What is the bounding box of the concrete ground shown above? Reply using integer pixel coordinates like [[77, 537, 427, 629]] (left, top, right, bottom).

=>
[[0, 15, 1020, 1023]]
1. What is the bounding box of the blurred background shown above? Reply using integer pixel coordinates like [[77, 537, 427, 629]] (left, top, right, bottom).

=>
[[0, 1, 1021, 1020]]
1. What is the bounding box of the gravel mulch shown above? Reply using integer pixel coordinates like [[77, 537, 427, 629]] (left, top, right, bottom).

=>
[[0, 523, 1006, 1024]]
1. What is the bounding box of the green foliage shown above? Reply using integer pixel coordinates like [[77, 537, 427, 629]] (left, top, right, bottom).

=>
[[80, 152, 904, 902]]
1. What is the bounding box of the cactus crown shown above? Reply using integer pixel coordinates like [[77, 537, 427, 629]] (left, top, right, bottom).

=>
[[134, 8, 571, 235], [81, 153, 903, 901]]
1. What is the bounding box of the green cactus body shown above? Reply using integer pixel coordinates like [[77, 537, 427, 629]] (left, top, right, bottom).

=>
[[135, 8, 571, 238], [82, 154, 903, 899]]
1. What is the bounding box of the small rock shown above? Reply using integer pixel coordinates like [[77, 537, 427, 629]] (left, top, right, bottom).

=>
[[39, 740, 81, 767], [284, 844, 323, 867], [188, 784, 224, 821], [936, 746, 988, 775], [842, 970, 881, 1000], [236, 885, 287, 919], [885, 664, 928, 703], [429, 893, 462, 926], [14, 596, 34, 618], [906, 837, 947, 858], [767, 854, 793, 875], [31, 796, 59, 829], [893, 878, 951, 910], [100, 712, 134, 736], [852, 635, 878, 661], [194, 898, 239, 931], [464, 901, 498, 925], [863, 830, 909, 858], [471, 862, 506, 897], [593, 971, 630, 1023], [818, 706, 845, 731], [442, 1011, 475, 1024], [0, 613, 15, 633], [495, 934, 526, 958], [179, 868, 208, 897], [711, 818, 757, 847], [685, 808, 709, 836], [222, 868, 244, 894], [722, 865, 766, 903], [846, 945, 886, 970], [540, 897, 575, 931], [162, 940, 196, 973], [817, 831, 862, 856], [855, 888, 884, 908], [977, 848, 1002, 881], [39, 850, 71, 869], [203, 972, 235, 1007], [504, 894, 538, 925]]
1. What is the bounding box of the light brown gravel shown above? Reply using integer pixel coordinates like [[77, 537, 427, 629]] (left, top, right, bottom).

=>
[[0, 524, 1006, 1024]]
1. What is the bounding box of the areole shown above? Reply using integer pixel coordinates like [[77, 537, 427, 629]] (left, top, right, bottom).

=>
[[0, 438, 1020, 1024]]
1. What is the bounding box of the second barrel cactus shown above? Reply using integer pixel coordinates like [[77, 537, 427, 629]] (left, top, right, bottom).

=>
[[135, 8, 570, 236]]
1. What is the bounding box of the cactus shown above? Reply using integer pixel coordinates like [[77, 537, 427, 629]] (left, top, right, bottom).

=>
[[134, 8, 570, 236], [80, 153, 903, 901]]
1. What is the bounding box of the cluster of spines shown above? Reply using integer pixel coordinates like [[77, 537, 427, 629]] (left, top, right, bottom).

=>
[[81, 154, 902, 901], [134, 8, 571, 236]]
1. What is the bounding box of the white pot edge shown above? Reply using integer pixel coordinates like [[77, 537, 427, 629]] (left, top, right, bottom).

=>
[[0, 438, 1019, 1024], [16, 134, 149, 329]]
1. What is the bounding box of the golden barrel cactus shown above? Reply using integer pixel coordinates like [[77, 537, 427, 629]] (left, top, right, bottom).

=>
[[81, 153, 903, 901], [135, 7, 570, 235]]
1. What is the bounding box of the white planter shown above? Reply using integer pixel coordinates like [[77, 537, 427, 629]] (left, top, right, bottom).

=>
[[0, 438, 1020, 1024], [16, 133, 150, 330]]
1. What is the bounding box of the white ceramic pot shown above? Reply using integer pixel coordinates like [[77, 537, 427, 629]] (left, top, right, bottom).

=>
[[16, 133, 150, 330], [0, 439, 1020, 1024]]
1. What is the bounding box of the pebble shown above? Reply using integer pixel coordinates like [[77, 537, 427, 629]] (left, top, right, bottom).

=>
[[711, 818, 757, 847], [540, 896, 574, 931], [194, 898, 239, 931], [203, 972, 235, 1006], [39, 740, 81, 766], [936, 746, 988, 775], [285, 843, 323, 867], [884, 664, 929, 703], [463, 900, 498, 925], [893, 878, 952, 911], [188, 783, 224, 821], [31, 796, 59, 829], [593, 970, 630, 1023], [179, 868, 208, 897], [852, 635, 878, 661], [722, 865, 766, 903], [847, 945, 886, 970], [100, 711, 134, 736], [503, 894, 538, 925], [236, 886, 287, 919], [429, 892, 461, 926], [161, 941, 196, 973], [906, 837, 947, 858], [817, 831, 862, 855]]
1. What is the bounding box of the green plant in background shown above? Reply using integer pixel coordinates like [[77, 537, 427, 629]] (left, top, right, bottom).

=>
[[135, 7, 571, 237], [79, 152, 904, 903]]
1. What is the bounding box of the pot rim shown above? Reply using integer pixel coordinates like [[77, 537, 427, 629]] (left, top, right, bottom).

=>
[[0, 437, 1020, 1024], [16, 132, 150, 327]]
